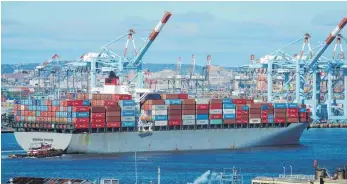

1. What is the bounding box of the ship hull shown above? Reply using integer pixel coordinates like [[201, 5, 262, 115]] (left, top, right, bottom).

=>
[[14, 123, 308, 154]]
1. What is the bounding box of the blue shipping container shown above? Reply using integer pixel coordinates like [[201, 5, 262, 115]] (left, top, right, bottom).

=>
[[299, 108, 307, 113], [242, 105, 249, 111], [268, 114, 274, 119], [274, 103, 287, 109], [36, 111, 41, 116], [261, 105, 269, 110], [268, 119, 274, 123], [121, 110, 136, 116], [121, 100, 136, 106], [164, 99, 182, 105], [223, 104, 236, 109], [154, 115, 168, 121], [76, 112, 89, 118], [196, 114, 209, 120], [147, 93, 161, 100], [121, 121, 136, 127], [223, 114, 236, 119], [67, 107, 72, 111], [222, 98, 233, 104], [82, 100, 90, 106], [287, 103, 299, 108]]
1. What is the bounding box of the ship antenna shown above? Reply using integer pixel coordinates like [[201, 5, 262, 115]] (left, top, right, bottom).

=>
[[135, 151, 138, 184]]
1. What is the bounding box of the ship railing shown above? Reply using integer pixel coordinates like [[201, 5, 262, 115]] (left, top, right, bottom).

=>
[[278, 174, 315, 180]]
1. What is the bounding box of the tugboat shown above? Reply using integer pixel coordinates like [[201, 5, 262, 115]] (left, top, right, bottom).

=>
[[9, 142, 63, 159]]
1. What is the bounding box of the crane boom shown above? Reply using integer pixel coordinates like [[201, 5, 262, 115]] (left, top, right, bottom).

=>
[[307, 18, 347, 70], [130, 12, 172, 67]]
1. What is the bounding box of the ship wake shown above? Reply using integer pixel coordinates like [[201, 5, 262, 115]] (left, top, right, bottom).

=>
[[188, 170, 222, 184]]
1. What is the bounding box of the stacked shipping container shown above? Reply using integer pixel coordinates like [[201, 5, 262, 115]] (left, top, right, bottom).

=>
[[13, 95, 311, 131], [120, 100, 136, 127]]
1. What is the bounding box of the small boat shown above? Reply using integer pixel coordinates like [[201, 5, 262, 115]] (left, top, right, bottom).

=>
[[8, 142, 63, 159]]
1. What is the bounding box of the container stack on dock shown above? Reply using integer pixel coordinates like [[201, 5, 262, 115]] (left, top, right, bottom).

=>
[[182, 99, 196, 126], [196, 99, 209, 125], [120, 100, 136, 127]]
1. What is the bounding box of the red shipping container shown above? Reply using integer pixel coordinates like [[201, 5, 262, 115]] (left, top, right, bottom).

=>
[[178, 93, 189, 99], [92, 113, 105, 119], [261, 110, 268, 115], [168, 105, 182, 110], [107, 122, 121, 128], [287, 113, 298, 118], [182, 99, 195, 104], [168, 115, 181, 120], [47, 112, 52, 117], [274, 117, 286, 123], [169, 120, 182, 126], [92, 122, 105, 128], [287, 118, 299, 123], [210, 99, 222, 104], [182, 110, 195, 115], [182, 105, 195, 110], [245, 99, 254, 104], [242, 119, 249, 123], [232, 99, 246, 104], [119, 94, 132, 100], [196, 104, 209, 110], [262, 118, 268, 123], [48, 106, 52, 111], [73, 106, 90, 112], [168, 110, 182, 115], [236, 119, 243, 124], [299, 113, 307, 118], [287, 108, 299, 113], [224, 119, 236, 124], [196, 109, 209, 114], [210, 103, 222, 109], [210, 114, 222, 119], [91, 119, 105, 124], [104, 100, 118, 106], [261, 114, 268, 119], [75, 122, 89, 129]]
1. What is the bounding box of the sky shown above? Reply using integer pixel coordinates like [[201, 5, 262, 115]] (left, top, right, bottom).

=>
[[2, 1, 347, 67]]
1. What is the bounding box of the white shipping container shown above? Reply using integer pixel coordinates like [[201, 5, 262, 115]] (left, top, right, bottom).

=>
[[154, 120, 168, 126], [121, 116, 135, 121], [196, 120, 209, 125], [196, 98, 210, 104], [210, 109, 222, 114], [223, 109, 235, 114], [182, 115, 195, 120], [183, 119, 195, 125], [249, 118, 261, 124], [122, 106, 136, 111], [153, 105, 168, 110], [21, 105, 25, 110], [152, 110, 167, 116]]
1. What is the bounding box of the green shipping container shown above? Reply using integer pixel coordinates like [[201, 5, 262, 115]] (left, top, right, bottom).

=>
[[210, 119, 223, 125]]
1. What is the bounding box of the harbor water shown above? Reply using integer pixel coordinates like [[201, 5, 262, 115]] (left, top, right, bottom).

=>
[[2, 129, 347, 184]]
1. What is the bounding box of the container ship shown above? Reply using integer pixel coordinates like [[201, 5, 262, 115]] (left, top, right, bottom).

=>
[[11, 76, 310, 154]]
